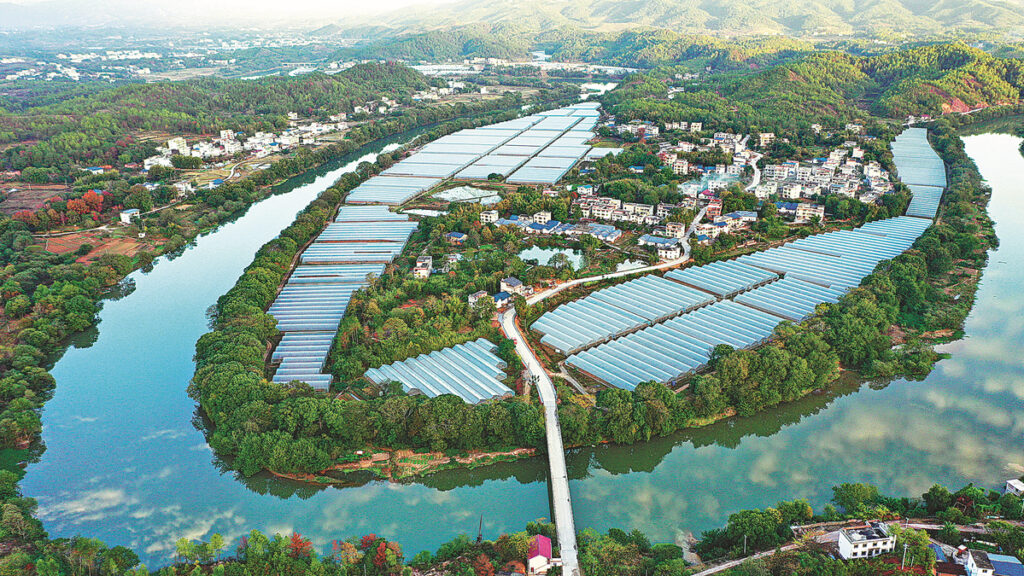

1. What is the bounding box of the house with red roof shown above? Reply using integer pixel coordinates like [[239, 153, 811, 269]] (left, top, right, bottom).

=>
[[528, 534, 554, 575]]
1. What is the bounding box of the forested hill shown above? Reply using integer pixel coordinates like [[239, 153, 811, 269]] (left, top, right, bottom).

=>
[[0, 62, 432, 172], [606, 43, 1024, 132], [335, 26, 817, 69], [341, 0, 1024, 38]]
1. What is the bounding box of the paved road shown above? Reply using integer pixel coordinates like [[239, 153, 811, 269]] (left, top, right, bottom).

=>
[[745, 151, 764, 192], [500, 310, 579, 576], [498, 205, 709, 575], [689, 543, 801, 576]]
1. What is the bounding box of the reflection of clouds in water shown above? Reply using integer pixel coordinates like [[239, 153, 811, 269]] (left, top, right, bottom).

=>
[[38, 488, 139, 524], [922, 389, 1024, 434], [802, 398, 1022, 490], [748, 452, 780, 487], [140, 428, 190, 442], [979, 373, 1024, 401], [955, 335, 1024, 369], [141, 505, 247, 556]]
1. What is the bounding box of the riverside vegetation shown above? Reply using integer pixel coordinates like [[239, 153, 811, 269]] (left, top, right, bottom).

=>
[[191, 49, 999, 482], [3, 473, 1022, 575], [0, 66, 577, 573]]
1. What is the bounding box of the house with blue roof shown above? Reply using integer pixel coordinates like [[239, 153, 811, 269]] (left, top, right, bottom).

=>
[[446, 231, 467, 245], [638, 234, 679, 248]]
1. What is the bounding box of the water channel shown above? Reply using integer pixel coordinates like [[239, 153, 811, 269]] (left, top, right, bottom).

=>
[[12, 133, 1024, 566]]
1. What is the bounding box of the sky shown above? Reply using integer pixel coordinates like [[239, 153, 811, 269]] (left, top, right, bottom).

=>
[[0, 0, 458, 28]]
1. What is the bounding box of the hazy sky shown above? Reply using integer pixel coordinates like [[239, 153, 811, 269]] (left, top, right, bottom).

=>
[[0, 0, 458, 27]]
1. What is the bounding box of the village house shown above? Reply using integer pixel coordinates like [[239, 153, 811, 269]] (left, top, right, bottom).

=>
[[795, 203, 825, 223], [493, 291, 512, 309], [413, 256, 432, 279], [501, 277, 528, 296], [528, 535, 556, 575], [468, 290, 490, 307], [837, 522, 895, 560], [480, 210, 499, 224], [446, 232, 467, 246], [119, 208, 140, 225]]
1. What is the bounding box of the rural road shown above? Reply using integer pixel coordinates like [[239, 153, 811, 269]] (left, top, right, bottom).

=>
[[499, 310, 580, 576]]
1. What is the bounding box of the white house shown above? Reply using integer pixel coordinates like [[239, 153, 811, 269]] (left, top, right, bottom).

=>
[[119, 208, 140, 225], [837, 522, 895, 560], [966, 550, 995, 576], [480, 210, 499, 224], [1005, 479, 1024, 497]]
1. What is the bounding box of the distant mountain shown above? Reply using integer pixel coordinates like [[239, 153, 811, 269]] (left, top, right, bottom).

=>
[[344, 0, 1024, 37]]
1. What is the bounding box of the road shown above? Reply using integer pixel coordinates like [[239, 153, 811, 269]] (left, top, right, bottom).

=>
[[744, 151, 763, 192], [496, 205, 709, 575], [500, 310, 579, 576], [689, 543, 801, 576], [525, 206, 707, 306]]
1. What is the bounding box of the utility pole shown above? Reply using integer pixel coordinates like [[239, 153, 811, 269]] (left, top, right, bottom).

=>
[[901, 543, 909, 570], [743, 534, 748, 555]]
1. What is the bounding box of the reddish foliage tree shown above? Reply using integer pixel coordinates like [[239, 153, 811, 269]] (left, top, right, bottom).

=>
[[82, 190, 104, 211], [374, 541, 387, 568], [473, 553, 495, 576], [288, 532, 313, 558], [67, 198, 90, 214], [360, 534, 378, 550], [12, 211, 39, 227]]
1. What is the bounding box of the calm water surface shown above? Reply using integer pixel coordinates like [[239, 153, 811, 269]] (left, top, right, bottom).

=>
[[17, 133, 1024, 564]]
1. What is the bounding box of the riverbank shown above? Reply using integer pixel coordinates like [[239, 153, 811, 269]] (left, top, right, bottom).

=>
[[192, 113, 996, 487], [272, 447, 538, 484]]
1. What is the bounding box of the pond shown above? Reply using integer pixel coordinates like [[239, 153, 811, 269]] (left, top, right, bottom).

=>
[[519, 246, 584, 269]]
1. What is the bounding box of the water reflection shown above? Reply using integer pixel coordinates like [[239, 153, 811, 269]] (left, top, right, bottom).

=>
[[15, 133, 1024, 564]]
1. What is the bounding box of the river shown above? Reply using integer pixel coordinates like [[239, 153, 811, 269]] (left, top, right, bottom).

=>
[[12, 133, 1024, 565]]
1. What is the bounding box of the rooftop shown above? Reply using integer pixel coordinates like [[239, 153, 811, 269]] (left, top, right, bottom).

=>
[[841, 522, 890, 543]]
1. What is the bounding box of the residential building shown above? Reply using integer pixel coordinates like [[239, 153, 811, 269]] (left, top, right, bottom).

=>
[[966, 550, 995, 576], [1005, 479, 1024, 497], [166, 137, 188, 154], [983, 553, 1024, 576], [758, 132, 776, 147], [480, 210, 499, 224], [666, 221, 688, 238], [837, 522, 895, 560], [468, 290, 489, 307], [638, 234, 678, 248], [493, 291, 512, 309], [795, 203, 825, 223], [705, 200, 723, 218], [775, 202, 798, 217], [528, 535, 554, 575], [533, 211, 552, 224], [119, 208, 140, 225], [446, 232, 467, 246], [413, 256, 432, 279], [501, 277, 526, 296], [658, 244, 682, 260]]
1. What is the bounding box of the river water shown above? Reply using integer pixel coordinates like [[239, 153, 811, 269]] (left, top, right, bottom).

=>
[[12, 134, 1024, 565]]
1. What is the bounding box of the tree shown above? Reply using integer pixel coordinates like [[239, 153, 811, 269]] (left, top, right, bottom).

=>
[[171, 155, 203, 169], [832, 483, 880, 512], [923, 484, 953, 515], [289, 532, 314, 558]]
